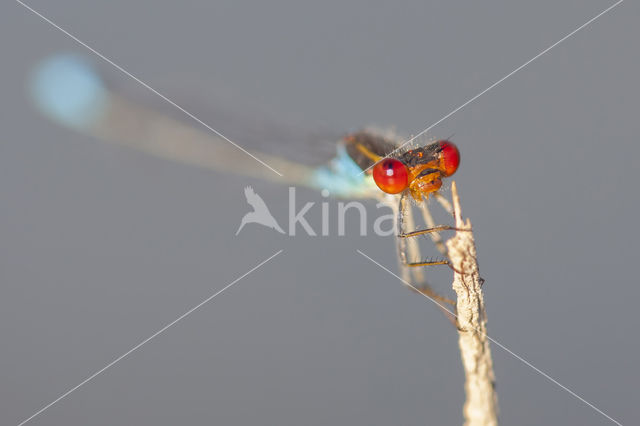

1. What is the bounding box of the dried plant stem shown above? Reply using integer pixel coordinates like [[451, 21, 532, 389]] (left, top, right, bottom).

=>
[[446, 182, 498, 426]]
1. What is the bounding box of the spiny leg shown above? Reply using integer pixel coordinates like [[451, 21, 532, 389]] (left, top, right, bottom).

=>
[[396, 191, 475, 285], [406, 192, 485, 283], [397, 193, 471, 263], [397, 192, 449, 265], [396, 192, 425, 283], [400, 194, 471, 239], [399, 224, 468, 239], [395, 191, 484, 327], [418, 191, 469, 257], [396, 192, 455, 307], [418, 197, 448, 256]]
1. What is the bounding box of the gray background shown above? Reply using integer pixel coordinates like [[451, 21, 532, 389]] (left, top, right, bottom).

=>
[[1, 1, 639, 425]]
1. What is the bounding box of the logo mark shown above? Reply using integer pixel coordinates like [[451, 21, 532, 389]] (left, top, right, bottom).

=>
[[236, 186, 285, 235]]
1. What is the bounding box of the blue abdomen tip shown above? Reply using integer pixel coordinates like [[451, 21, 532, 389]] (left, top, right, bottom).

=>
[[29, 53, 108, 129]]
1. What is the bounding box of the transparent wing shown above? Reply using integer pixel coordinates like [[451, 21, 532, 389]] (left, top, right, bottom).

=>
[[28, 53, 340, 188]]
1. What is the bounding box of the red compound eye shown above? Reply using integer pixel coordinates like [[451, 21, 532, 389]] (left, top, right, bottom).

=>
[[372, 158, 409, 194], [439, 140, 460, 177]]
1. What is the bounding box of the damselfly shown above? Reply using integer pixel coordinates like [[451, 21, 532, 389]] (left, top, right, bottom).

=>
[[29, 53, 465, 306]]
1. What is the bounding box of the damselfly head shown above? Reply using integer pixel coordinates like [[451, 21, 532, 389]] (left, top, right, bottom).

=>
[[372, 139, 460, 198]]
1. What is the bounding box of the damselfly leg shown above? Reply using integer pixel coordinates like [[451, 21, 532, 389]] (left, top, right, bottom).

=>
[[395, 190, 477, 306], [395, 192, 453, 306]]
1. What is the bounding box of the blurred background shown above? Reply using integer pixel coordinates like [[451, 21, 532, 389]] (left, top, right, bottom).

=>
[[1, 1, 639, 425]]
